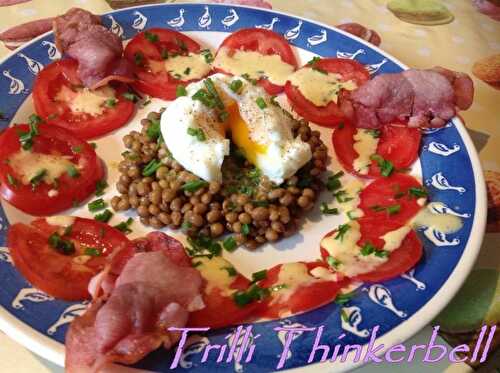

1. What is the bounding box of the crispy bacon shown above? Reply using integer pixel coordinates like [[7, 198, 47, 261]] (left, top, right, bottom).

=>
[[66, 233, 203, 373], [345, 67, 474, 129], [53, 8, 134, 89], [0, 18, 53, 50]]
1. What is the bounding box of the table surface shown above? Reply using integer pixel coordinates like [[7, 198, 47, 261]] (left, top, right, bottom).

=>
[[0, 0, 498, 372]]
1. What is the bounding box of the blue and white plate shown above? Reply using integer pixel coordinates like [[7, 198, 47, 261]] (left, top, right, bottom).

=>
[[0, 3, 487, 372]]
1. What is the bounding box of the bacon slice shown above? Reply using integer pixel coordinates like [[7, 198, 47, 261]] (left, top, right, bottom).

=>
[[0, 0, 31, 6], [53, 8, 134, 89], [0, 18, 53, 50], [66, 233, 203, 373], [336, 22, 381, 46], [346, 67, 474, 129]]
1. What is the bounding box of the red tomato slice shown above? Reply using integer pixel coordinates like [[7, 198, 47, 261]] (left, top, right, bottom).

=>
[[0, 123, 103, 216], [32, 59, 135, 140], [188, 260, 258, 329], [359, 173, 424, 226], [285, 58, 369, 127], [257, 262, 348, 319], [332, 122, 421, 177], [124, 28, 205, 100], [215, 28, 298, 94], [7, 217, 132, 301], [319, 222, 423, 283]]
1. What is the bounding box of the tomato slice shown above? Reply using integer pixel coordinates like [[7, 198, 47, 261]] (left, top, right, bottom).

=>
[[319, 221, 423, 283], [215, 28, 298, 95], [355, 218, 423, 283], [32, 59, 135, 140], [359, 173, 424, 226], [188, 257, 259, 329], [332, 122, 421, 177], [257, 262, 348, 319], [124, 28, 205, 100], [285, 58, 369, 127], [0, 123, 103, 216], [7, 217, 132, 301]]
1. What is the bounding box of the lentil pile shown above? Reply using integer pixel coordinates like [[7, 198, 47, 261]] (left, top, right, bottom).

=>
[[111, 110, 328, 249]]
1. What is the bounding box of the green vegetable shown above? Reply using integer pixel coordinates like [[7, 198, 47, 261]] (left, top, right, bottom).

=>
[[176, 85, 188, 97], [114, 217, 134, 234], [7, 174, 17, 187], [184, 67, 191, 76], [335, 223, 350, 242], [335, 291, 356, 305], [161, 48, 169, 60], [200, 49, 214, 64], [326, 171, 344, 192], [334, 190, 353, 203], [134, 52, 144, 66], [370, 154, 394, 177], [375, 250, 389, 258], [223, 266, 237, 277], [19, 119, 40, 150], [340, 308, 349, 323], [409, 187, 428, 198], [72, 146, 82, 153], [241, 223, 250, 236], [307, 56, 321, 65], [67, 165, 80, 178], [88, 198, 107, 212], [181, 180, 208, 193], [142, 159, 162, 176], [30, 169, 47, 189], [251, 269, 267, 282], [187, 235, 222, 257], [144, 31, 159, 43], [320, 203, 339, 215], [327, 255, 341, 269], [146, 119, 161, 140], [346, 210, 359, 220], [48, 233, 75, 255], [386, 204, 401, 215], [255, 97, 267, 109], [192, 88, 216, 108], [94, 209, 113, 223], [223, 236, 238, 252], [123, 92, 139, 102], [367, 129, 381, 138], [241, 73, 257, 85], [233, 284, 270, 307], [360, 242, 377, 256], [105, 98, 117, 108], [84, 247, 102, 257], [176, 38, 188, 52], [95, 180, 108, 196], [229, 79, 243, 94], [187, 127, 206, 141], [204, 78, 225, 111]]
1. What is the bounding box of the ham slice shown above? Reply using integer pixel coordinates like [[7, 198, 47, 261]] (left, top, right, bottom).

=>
[[0, 18, 53, 50], [66, 233, 204, 373], [53, 8, 134, 89], [346, 67, 474, 129], [336, 22, 381, 46]]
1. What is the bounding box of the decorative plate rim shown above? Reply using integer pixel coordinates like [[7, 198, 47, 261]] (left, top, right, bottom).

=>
[[0, 3, 487, 372]]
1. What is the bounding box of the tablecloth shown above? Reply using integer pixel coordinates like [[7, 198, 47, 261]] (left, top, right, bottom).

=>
[[0, 0, 499, 372]]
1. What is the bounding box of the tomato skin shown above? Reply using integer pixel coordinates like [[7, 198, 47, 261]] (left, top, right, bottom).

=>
[[285, 58, 369, 127], [124, 28, 205, 100], [332, 122, 421, 178], [359, 173, 424, 226], [215, 28, 298, 94], [8, 217, 132, 301], [0, 124, 103, 216], [257, 262, 348, 319], [188, 274, 258, 329], [32, 59, 135, 140]]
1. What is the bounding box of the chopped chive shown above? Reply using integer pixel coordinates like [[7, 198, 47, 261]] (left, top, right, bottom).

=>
[[161, 48, 169, 60], [6, 174, 17, 187], [146, 119, 161, 140], [90, 142, 97, 149], [134, 51, 144, 66], [28, 114, 42, 126], [181, 180, 209, 193], [48, 233, 75, 255], [251, 269, 267, 282], [95, 179, 108, 196], [176, 38, 188, 52], [84, 247, 102, 257], [360, 242, 377, 256], [340, 308, 349, 322], [105, 98, 117, 108], [114, 217, 133, 234], [184, 67, 191, 75], [204, 78, 225, 111], [326, 171, 344, 192], [223, 236, 238, 252], [88, 198, 107, 212], [367, 129, 381, 138], [229, 79, 243, 94], [307, 56, 321, 66], [181, 221, 192, 230], [335, 223, 350, 242], [72, 145, 82, 153], [30, 169, 47, 189], [94, 209, 113, 223], [144, 31, 159, 43], [187, 127, 206, 141], [233, 284, 270, 307], [123, 92, 139, 102], [255, 97, 267, 109], [67, 165, 80, 178], [335, 291, 356, 305], [346, 210, 359, 220], [327, 255, 341, 269], [312, 66, 327, 74], [222, 266, 237, 277], [192, 88, 216, 108], [334, 190, 354, 203], [142, 159, 162, 176], [409, 187, 428, 198], [19, 119, 40, 150], [176, 85, 188, 97], [386, 204, 401, 215], [200, 49, 214, 64], [375, 250, 389, 258], [320, 203, 339, 215], [370, 154, 394, 177], [241, 73, 257, 85], [241, 223, 250, 236]]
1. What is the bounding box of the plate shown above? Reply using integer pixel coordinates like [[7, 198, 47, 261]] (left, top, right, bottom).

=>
[[0, 3, 487, 372]]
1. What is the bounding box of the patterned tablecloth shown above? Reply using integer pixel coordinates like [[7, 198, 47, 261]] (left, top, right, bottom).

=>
[[0, 0, 499, 372]]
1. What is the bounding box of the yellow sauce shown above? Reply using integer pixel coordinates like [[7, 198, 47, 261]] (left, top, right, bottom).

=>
[[46, 216, 76, 228], [287, 67, 357, 106], [150, 53, 211, 80], [193, 256, 238, 297], [381, 226, 411, 251], [272, 262, 315, 305], [412, 204, 463, 233], [213, 47, 295, 86], [9, 150, 75, 185], [340, 178, 365, 218], [353, 129, 379, 175], [56, 85, 115, 116]]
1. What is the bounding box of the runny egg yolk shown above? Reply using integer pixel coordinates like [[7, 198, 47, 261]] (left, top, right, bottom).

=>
[[225, 103, 267, 165]]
